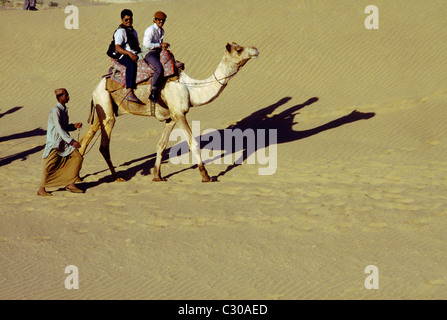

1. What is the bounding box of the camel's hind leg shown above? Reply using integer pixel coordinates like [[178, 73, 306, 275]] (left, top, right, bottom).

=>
[[79, 123, 100, 156], [79, 101, 100, 156], [77, 101, 100, 182], [153, 119, 177, 181], [78, 102, 121, 181], [85, 80, 124, 182], [98, 113, 123, 181]]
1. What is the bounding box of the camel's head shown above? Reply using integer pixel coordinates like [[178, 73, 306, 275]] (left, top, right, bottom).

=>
[[225, 42, 259, 69]]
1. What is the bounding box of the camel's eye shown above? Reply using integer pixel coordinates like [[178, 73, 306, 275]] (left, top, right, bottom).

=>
[[236, 46, 243, 54]]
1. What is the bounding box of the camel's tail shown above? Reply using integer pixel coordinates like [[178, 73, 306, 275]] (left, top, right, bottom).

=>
[[79, 99, 97, 153], [87, 99, 95, 124], [80, 99, 95, 145]]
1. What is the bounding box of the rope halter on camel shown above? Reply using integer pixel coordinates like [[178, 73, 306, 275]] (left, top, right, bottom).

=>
[[178, 71, 239, 88]]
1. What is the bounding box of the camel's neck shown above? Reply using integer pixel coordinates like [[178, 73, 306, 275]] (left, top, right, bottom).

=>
[[180, 57, 238, 107]]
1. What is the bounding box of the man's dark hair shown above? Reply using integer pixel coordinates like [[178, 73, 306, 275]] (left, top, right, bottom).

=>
[[121, 9, 133, 19]]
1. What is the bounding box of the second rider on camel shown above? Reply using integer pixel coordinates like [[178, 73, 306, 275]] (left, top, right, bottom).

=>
[[142, 11, 170, 103]]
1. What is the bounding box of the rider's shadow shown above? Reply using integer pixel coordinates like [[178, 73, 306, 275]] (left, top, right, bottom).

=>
[[165, 96, 375, 179]]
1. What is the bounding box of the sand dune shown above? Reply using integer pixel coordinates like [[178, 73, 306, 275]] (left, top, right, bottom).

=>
[[0, 0, 446, 299]]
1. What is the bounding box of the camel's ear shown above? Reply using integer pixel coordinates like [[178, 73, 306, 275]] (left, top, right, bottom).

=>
[[235, 45, 244, 54], [226, 43, 232, 53]]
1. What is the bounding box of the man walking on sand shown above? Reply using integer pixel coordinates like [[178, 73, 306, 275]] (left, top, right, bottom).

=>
[[37, 88, 84, 196]]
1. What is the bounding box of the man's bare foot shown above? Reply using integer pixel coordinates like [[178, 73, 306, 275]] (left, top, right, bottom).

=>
[[37, 187, 52, 196]]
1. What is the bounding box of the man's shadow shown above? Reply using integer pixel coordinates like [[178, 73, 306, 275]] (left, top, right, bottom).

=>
[[0, 128, 46, 143], [0, 107, 47, 167], [0, 145, 46, 167], [0, 106, 22, 119], [0, 127, 47, 167], [79, 96, 375, 189]]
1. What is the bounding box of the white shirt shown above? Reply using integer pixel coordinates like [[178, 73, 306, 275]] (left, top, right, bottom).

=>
[[114, 28, 140, 55], [143, 23, 164, 51]]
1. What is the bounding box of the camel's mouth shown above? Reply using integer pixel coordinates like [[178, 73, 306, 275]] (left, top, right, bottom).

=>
[[250, 47, 260, 58]]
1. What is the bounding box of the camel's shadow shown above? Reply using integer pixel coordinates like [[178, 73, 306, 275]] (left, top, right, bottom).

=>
[[80, 97, 375, 190], [164, 96, 375, 179]]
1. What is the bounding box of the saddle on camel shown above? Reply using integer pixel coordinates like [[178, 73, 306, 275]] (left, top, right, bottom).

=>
[[104, 48, 184, 117]]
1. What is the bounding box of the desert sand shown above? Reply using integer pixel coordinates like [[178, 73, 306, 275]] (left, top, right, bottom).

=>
[[0, 0, 446, 300]]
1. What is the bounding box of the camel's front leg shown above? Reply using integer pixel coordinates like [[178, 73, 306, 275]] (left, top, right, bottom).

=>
[[175, 114, 214, 182], [153, 119, 176, 182]]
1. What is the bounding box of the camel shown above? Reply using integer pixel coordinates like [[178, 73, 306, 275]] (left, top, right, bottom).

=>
[[79, 42, 259, 182]]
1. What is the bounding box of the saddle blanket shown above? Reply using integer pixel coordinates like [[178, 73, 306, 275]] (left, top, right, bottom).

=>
[[107, 49, 184, 88], [108, 82, 155, 117]]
